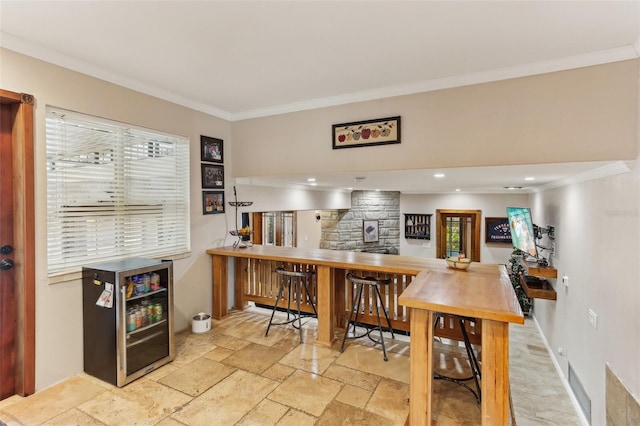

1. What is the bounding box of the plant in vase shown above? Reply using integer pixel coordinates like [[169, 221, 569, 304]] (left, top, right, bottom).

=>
[[508, 249, 533, 314]]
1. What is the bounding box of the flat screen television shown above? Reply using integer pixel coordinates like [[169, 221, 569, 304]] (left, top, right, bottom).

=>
[[506, 207, 538, 259]]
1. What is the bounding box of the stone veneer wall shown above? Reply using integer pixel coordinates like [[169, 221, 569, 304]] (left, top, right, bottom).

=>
[[319, 190, 400, 253]]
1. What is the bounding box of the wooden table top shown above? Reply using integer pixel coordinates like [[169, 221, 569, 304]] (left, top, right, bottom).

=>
[[206, 245, 449, 275], [398, 267, 524, 323], [206, 245, 524, 324]]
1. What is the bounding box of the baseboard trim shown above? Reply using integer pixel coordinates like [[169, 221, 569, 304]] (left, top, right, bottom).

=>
[[531, 315, 590, 426]]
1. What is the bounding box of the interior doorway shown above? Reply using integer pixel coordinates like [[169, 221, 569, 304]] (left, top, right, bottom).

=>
[[435, 209, 482, 261], [252, 211, 297, 247], [0, 89, 36, 399]]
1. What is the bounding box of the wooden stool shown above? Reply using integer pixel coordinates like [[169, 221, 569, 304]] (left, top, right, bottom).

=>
[[340, 273, 395, 361], [265, 267, 317, 343]]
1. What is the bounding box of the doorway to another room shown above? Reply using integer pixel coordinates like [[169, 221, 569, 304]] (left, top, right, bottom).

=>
[[435, 209, 481, 261]]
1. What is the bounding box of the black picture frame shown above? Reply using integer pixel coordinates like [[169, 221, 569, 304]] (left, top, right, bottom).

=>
[[363, 219, 379, 243], [201, 164, 224, 189], [203, 191, 225, 215], [332, 116, 401, 149], [485, 217, 512, 243], [201, 135, 223, 163]]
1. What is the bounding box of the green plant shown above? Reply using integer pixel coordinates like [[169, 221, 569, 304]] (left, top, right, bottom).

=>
[[507, 249, 533, 314]]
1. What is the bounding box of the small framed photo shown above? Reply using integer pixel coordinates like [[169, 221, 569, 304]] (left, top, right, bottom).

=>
[[201, 164, 224, 189], [203, 191, 225, 215], [201, 135, 223, 163], [363, 220, 379, 243]]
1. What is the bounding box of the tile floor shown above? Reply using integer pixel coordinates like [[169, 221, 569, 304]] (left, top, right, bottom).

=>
[[0, 307, 582, 425]]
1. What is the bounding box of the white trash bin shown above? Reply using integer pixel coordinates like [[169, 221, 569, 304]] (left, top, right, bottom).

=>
[[192, 312, 211, 334]]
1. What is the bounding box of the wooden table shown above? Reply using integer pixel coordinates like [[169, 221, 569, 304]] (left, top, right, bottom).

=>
[[399, 264, 524, 426], [206, 245, 523, 425]]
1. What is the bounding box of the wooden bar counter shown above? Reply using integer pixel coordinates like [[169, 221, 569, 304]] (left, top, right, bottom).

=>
[[206, 245, 524, 425]]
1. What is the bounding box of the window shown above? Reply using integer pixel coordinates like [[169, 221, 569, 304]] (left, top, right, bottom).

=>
[[46, 107, 190, 276]]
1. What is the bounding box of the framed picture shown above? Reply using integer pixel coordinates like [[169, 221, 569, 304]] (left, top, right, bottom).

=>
[[485, 217, 512, 243], [201, 164, 224, 189], [363, 219, 379, 243], [203, 191, 225, 215], [201, 135, 223, 163], [332, 116, 401, 149]]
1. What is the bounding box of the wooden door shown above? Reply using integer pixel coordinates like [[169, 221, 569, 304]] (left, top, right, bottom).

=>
[[435, 209, 482, 261], [0, 100, 16, 399], [0, 89, 36, 399]]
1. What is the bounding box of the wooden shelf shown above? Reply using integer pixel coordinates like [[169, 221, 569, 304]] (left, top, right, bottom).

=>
[[520, 275, 557, 300], [518, 259, 557, 300], [404, 213, 431, 240], [521, 260, 558, 279]]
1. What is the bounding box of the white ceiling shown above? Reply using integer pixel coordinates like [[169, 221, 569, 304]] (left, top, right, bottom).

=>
[[1, 1, 638, 194]]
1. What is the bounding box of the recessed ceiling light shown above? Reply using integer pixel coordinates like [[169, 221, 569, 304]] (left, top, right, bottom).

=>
[[455, 188, 461, 192], [309, 182, 317, 186], [307, 177, 316, 182], [504, 186, 523, 190], [524, 177, 535, 181], [434, 173, 445, 178]]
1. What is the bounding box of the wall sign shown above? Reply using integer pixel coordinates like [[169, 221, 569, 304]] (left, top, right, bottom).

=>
[[485, 217, 512, 243]]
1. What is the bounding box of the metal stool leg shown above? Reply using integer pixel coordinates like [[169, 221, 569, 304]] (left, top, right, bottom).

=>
[[295, 278, 303, 343], [459, 317, 481, 402], [340, 283, 364, 353], [265, 274, 287, 337], [432, 314, 482, 403], [372, 285, 388, 361], [302, 280, 318, 317], [375, 285, 395, 339]]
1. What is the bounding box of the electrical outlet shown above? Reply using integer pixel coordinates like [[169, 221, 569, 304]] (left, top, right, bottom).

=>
[[562, 275, 569, 288], [588, 309, 598, 329], [557, 347, 567, 357]]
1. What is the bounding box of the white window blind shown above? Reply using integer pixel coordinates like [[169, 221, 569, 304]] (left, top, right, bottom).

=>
[[46, 107, 190, 276]]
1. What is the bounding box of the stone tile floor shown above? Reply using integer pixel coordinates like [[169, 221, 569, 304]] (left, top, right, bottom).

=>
[[0, 307, 582, 425]]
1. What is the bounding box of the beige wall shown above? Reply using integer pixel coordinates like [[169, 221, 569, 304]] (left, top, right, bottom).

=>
[[0, 48, 233, 389], [400, 193, 530, 263], [231, 60, 638, 180], [532, 156, 640, 425]]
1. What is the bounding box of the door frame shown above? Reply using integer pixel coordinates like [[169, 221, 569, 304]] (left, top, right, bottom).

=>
[[435, 209, 482, 261], [0, 89, 36, 397]]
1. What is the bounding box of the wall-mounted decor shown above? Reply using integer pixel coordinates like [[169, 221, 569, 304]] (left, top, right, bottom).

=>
[[332, 116, 401, 149], [404, 213, 432, 240], [203, 191, 225, 215], [201, 164, 224, 189], [485, 217, 512, 243], [201, 135, 223, 163], [363, 219, 379, 243]]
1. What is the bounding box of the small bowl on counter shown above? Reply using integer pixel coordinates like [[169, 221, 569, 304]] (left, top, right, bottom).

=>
[[446, 257, 472, 270]]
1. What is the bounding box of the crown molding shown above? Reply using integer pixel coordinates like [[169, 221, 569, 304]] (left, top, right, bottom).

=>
[[2, 31, 638, 122], [536, 161, 634, 192], [231, 45, 640, 121], [0, 32, 233, 121]]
